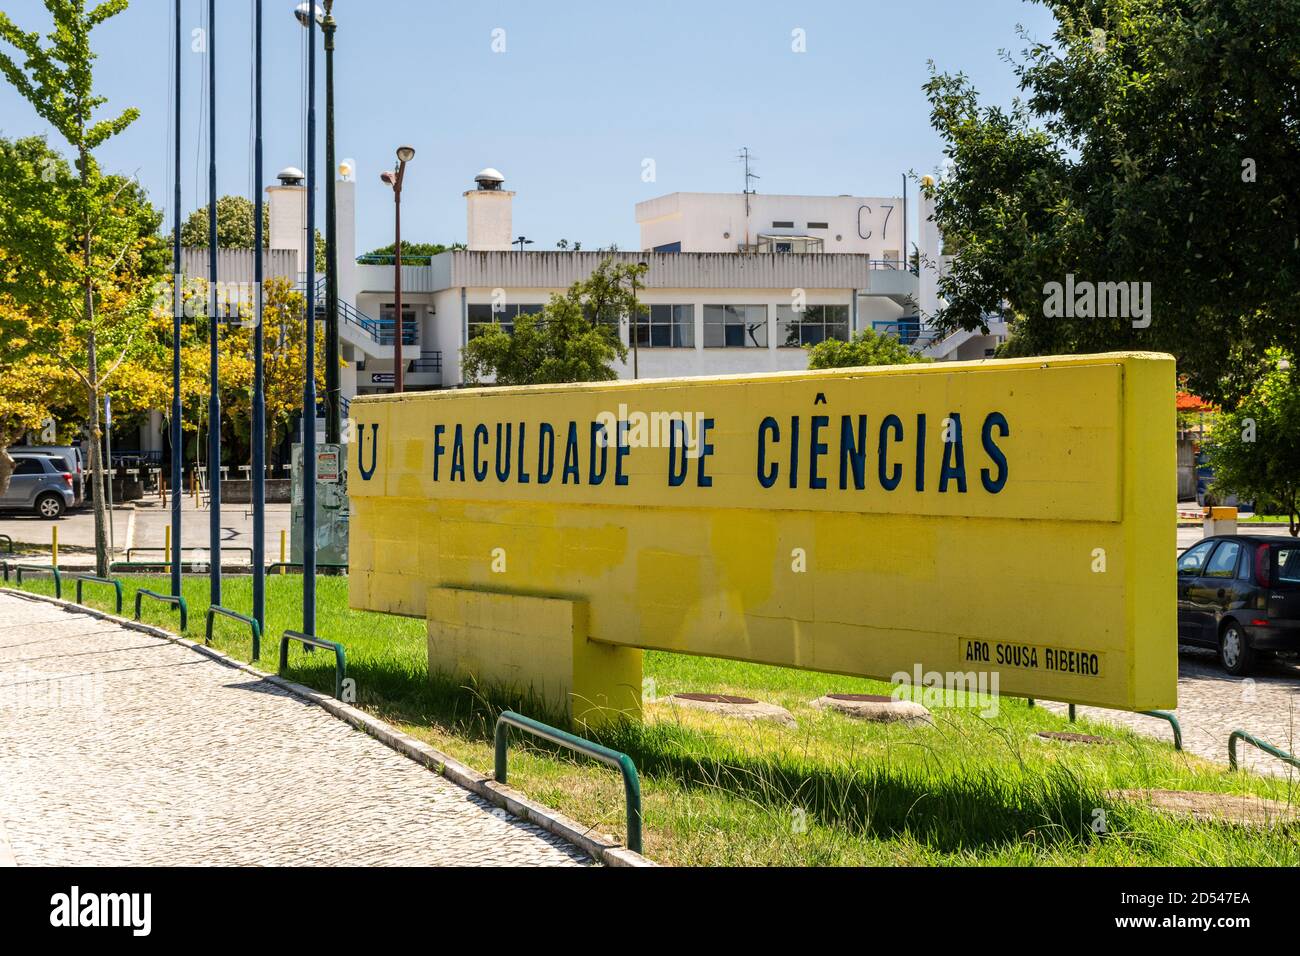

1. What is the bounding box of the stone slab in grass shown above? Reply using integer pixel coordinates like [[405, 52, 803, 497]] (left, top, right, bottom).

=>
[[1036, 730, 1114, 745], [662, 693, 796, 727], [811, 693, 932, 725], [1108, 789, 1300, 828]]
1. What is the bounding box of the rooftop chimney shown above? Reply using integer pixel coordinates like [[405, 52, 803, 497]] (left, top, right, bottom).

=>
[[465, 167, 513, 251], [268, 165, 308, 276]]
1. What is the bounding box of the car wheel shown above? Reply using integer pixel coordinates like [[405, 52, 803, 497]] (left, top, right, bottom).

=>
[[1219, 622, 1255, 676], [35, 493, 64, 520]]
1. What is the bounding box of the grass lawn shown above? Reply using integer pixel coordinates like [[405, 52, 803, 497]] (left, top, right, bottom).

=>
[[1241, 514, 1298, 527], [7, 570, 1300, 866]]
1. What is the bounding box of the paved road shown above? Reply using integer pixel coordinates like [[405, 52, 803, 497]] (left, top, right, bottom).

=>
[[0, 498, 292, 568], [1041, 648, 1300, 777], [0, 591, 589, 866]]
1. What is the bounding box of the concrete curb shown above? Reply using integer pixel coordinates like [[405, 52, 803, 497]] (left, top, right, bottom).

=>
[[0, 588, 657, 868]]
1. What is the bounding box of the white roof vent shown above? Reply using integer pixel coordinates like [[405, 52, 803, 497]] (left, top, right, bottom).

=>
[[277, 166, 306, 186], [474, 167, 505, 190]]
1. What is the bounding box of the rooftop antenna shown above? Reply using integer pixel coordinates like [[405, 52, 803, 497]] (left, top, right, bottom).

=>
[[738, 147, 759, 248]]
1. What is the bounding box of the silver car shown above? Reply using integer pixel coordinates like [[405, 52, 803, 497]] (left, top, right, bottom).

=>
[[1, 454, 75, 518], [8, 444, 84, 506]]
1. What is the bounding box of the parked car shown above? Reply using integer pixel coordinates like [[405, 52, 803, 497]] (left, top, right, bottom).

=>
[[1176, 534, 1300, 675], [0, 453, 76, 519], [8, 444, 84, 506]]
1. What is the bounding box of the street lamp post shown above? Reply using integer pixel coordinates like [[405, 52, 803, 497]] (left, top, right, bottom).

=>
[[380, 146, 415, 394], [299, 2, 342, 443], [298, 1, 339, 439]]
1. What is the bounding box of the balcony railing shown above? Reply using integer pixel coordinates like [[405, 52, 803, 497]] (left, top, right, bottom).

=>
[[872, 319, 937, 348], [304, 276, 416, 346]]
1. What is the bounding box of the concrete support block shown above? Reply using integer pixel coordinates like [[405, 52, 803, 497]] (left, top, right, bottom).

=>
[[426, 586, 642, 728]]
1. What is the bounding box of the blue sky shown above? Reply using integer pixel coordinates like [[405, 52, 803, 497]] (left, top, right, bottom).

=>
[[0, 0, 1058, 254]]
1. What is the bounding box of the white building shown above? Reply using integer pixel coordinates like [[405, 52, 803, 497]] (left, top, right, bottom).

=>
[[149, 164, 1002, 454], [338, 169, 996, 400]]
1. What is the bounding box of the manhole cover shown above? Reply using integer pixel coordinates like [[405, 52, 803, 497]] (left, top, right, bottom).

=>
[[825, 693, 894, 703], [1036, 731, 1113, 745], [673, 693, 758, 705], [663, 693, 796, 726]]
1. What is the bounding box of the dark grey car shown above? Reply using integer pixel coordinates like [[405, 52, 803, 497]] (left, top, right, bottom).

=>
[[1, 454, 75, 518], [1176, 534, 1300, 675]]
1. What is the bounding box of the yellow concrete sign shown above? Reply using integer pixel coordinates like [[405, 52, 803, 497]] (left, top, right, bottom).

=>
[[349, 352, 1176, 720]]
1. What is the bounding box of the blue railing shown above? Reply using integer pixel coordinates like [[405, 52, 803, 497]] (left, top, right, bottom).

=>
[[305, 276, 417, 346], [872, 319, 938, 348]]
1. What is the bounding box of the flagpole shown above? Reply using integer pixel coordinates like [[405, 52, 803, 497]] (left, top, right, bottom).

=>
[[252, 0, 266, 632], [170, 0, 183, 597], [303, 6, 318, 634], [207, 0, 222, 603]]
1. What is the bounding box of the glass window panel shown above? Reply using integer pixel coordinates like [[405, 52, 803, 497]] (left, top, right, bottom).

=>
[[1178, 540, 1216, 574], [673, 305, 694, 347], [1206, 542, 1242, 578]]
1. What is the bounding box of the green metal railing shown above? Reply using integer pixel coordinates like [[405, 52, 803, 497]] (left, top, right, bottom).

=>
[[1140, 710, 1183, 750], [205, 605, 262, 660], [1026, 699, 1181, 750], [1027, 698, 1076, 720], [0, 533, 12, 554], [494, 710, 643, 854], [109, 561, 174, 572], [266, 562, 349, 575], [1229, 730, 1300, 772], [73, 574, 123, 614], [135, 590, 188, 631], [2, 562, 62, 598], [126, 546, 254, 563], [280, 630, 348, 700]]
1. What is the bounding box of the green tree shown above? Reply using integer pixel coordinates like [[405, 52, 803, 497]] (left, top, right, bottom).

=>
[[0, 139, 169, 499], [361, 241, 463, 260], [922, 0, 1300, 406], [0, 0, 161, 573], [461, 258, 643, 385], [181, 195, 266, 249], [184, 194, 325, 272], [1205, 351, 1300, 536], [807, 328, 931, 369], [162, 275, 323, 465]]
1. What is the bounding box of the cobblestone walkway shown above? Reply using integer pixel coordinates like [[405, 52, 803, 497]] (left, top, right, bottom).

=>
[[1041, 648, 1300, 778], [0, 592, 589, 866]]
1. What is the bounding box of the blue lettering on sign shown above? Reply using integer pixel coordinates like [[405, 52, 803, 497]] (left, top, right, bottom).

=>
[[358, 423, 379, 481], [391, 404, 1012, 497]]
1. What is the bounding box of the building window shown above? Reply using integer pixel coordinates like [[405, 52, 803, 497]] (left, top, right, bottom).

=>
[[772, 220, 794, 228], [776, 305, 850, 347], [704, 305, 767, 348], [635, 305, 694, 348], [380, 303, 417, 345], [652, 241, 682, 253], [807, 221, 828, 230], [467, 302, 543, 338]]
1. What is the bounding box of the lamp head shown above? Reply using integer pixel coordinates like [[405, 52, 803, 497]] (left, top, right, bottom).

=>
[[396, 145, 416, 164], [294, 3, 324, 26], [379, 170, 397, 187]]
